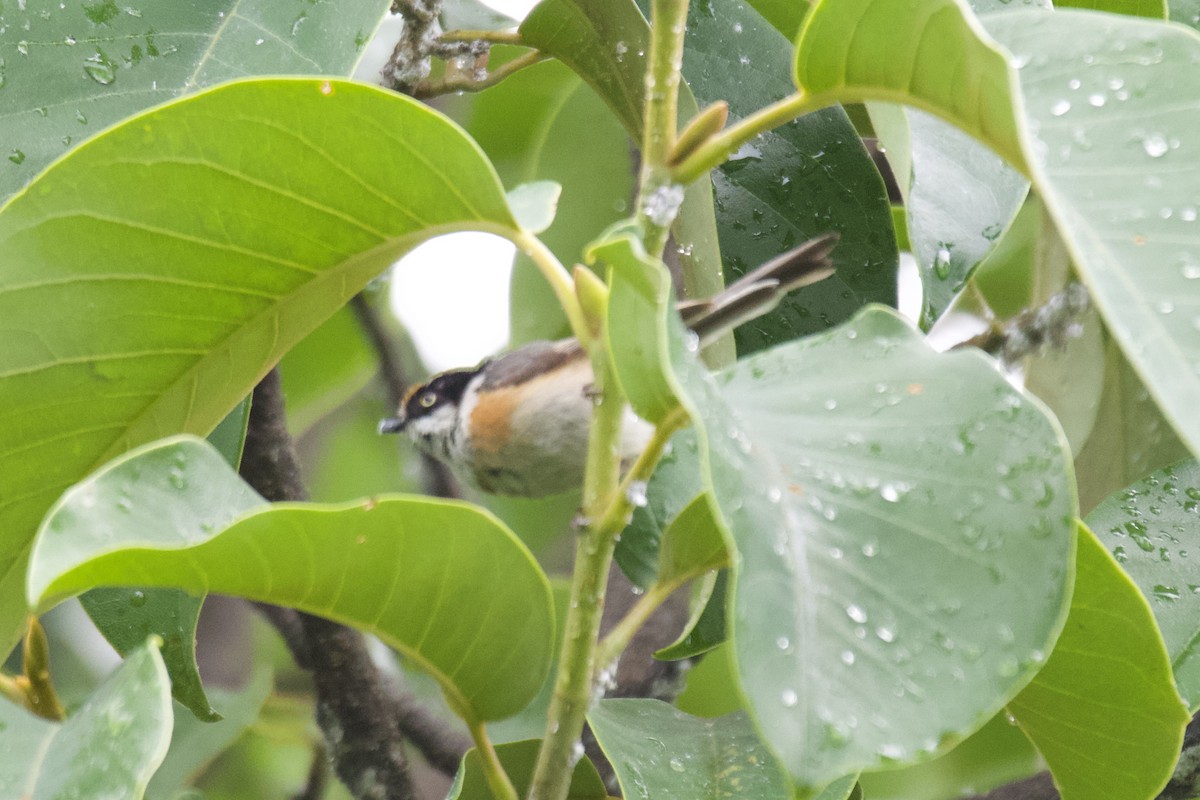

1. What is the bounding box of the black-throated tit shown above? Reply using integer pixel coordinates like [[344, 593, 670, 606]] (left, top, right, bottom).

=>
[[379, 233, 839, 497]]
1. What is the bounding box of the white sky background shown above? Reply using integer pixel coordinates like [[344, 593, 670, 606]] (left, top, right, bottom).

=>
[[357, 0, 932, 372]]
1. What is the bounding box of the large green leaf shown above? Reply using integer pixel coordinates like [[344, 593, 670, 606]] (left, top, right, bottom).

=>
[[588, 699, 793, 799], [795, 0, 1200, 473], [684, 0, 898, 350], [1007, 524, 1187, 800], [983, 10, 1200, 461], [795, 0, 1023, 167], [601, 226, 1075, 786], [27, 436, 555, 724], [1086, 458, 1200, 709], [0, 0, 389, 202], [77, 399, 255, 723], [716, 307, 1075, 785], [0, 638, 172, 799], [146, 669, 273, 799], [904, 107, 1028, 326], [0, 77, 521, 650]]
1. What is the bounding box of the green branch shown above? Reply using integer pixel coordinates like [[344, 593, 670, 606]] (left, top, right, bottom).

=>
[[634, 0, 692, 258], [467, 719, 518, 800]]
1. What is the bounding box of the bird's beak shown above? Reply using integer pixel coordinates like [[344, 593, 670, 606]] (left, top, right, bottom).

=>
[[378, 416, 406, 434]]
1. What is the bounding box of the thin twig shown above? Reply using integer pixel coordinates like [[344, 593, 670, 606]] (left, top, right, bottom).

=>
[[439, 29, 523, 45], [414, 50, 548, 99]]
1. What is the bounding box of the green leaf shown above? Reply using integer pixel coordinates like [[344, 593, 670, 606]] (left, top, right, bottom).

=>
[[588, 699, 793, 799], [591, 226, 681, 424], [0, 638, 172, 799], [904, 108, 1028, 327], [797, 0, 1200, 521], [520, 0, 647, 135], [448, 738, 607, 800], [1086, 459, 1200, 709], [28, 436, 554, 724], [0, 77, 521, 649], [856, 711, 1040, 800], [656, 493, 728, 592], [794, 0, 1024, 168], [1008, 524, 1188, 800], [1055, 0, 1165, 17], [744, 0, 809, 38], [78, 397, 256, 723], [1072, 340, 1188, 514], [683, 0, 898, 349], [983, 10, 1200, 462], [655, 568, 727, 660], [0, 0, 390, 201], [79, 588, 215, 721], [146, 669, 274, 800], [716, 306, 1075, 785], [279, 306, 377, 436]]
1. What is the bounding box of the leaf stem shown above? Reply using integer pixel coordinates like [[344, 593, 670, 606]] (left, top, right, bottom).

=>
[[671, 90, 820, 185], [439, 29, 523, 45], [529, 354, 626, 800], [598, 405, 690, 535], [595, 581, 675, 673], [634, 0, 691, 258], [467, 719, 518, 800], [513, 230, 591, 346], [414, 50, 548, 98]]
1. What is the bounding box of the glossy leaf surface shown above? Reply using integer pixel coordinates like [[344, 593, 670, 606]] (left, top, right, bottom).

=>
[[1087, 458, 1200, 709], [0, 78, 520, 648], [1008, 524, 1187, 800], [684, 0, 898, 349], [77, 398, 255, 722], [28, 437, 554, 723], [588, 699, 792, 799], [0, 0, 390, 201], [716, 307, 1074, 784], [0, 639, 171, 799]]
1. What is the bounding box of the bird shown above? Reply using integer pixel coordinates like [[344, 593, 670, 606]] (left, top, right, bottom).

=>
[[379, 233, 839, 497]]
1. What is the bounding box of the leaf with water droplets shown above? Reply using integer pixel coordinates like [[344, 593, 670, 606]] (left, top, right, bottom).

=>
[[714, 305, 1074, 786], [1007, 523, 1187, 800], [587, 699, 796, 800], [77, 397, 253, 723], [1087, 458, 1200, 708], [0, 638, 172, 799], [683, 0, 898, 349], [0, 0, 390, 202], [798, 3, 1200, 460], [29, 436, 555, 724], [0, 78, 522, 652]]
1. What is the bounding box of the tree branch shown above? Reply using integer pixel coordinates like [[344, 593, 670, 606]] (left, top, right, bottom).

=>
[[242, 368, 469, 797]]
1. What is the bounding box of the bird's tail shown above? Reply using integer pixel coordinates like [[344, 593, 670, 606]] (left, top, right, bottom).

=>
[[679, 232, 839, 346]]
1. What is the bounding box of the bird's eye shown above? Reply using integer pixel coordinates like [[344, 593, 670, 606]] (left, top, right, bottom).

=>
[[419, 392, 438, 409]]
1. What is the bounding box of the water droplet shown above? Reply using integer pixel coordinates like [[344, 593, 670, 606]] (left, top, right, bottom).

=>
[[1153, 584, 1181, 602], [875, 625, 896, 643], [669, 757, 685, 772], [82, 50, 117, 85], [1158, 301, 1175, 315], [776, 636, 790, 651], [1087, 92, 1106, 107], [1050, 99, 1071, 116], [823, 398, 837, 411], [626, 481, 648, 508], [781, 688, 798, 707], [934, 245, 952, 279], [840, 650, 856, 665], [846, 604, 867, 623], [861, 541, 878, 557], [1142, 133, 1169, 158], [130, 590, 146, 608]]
